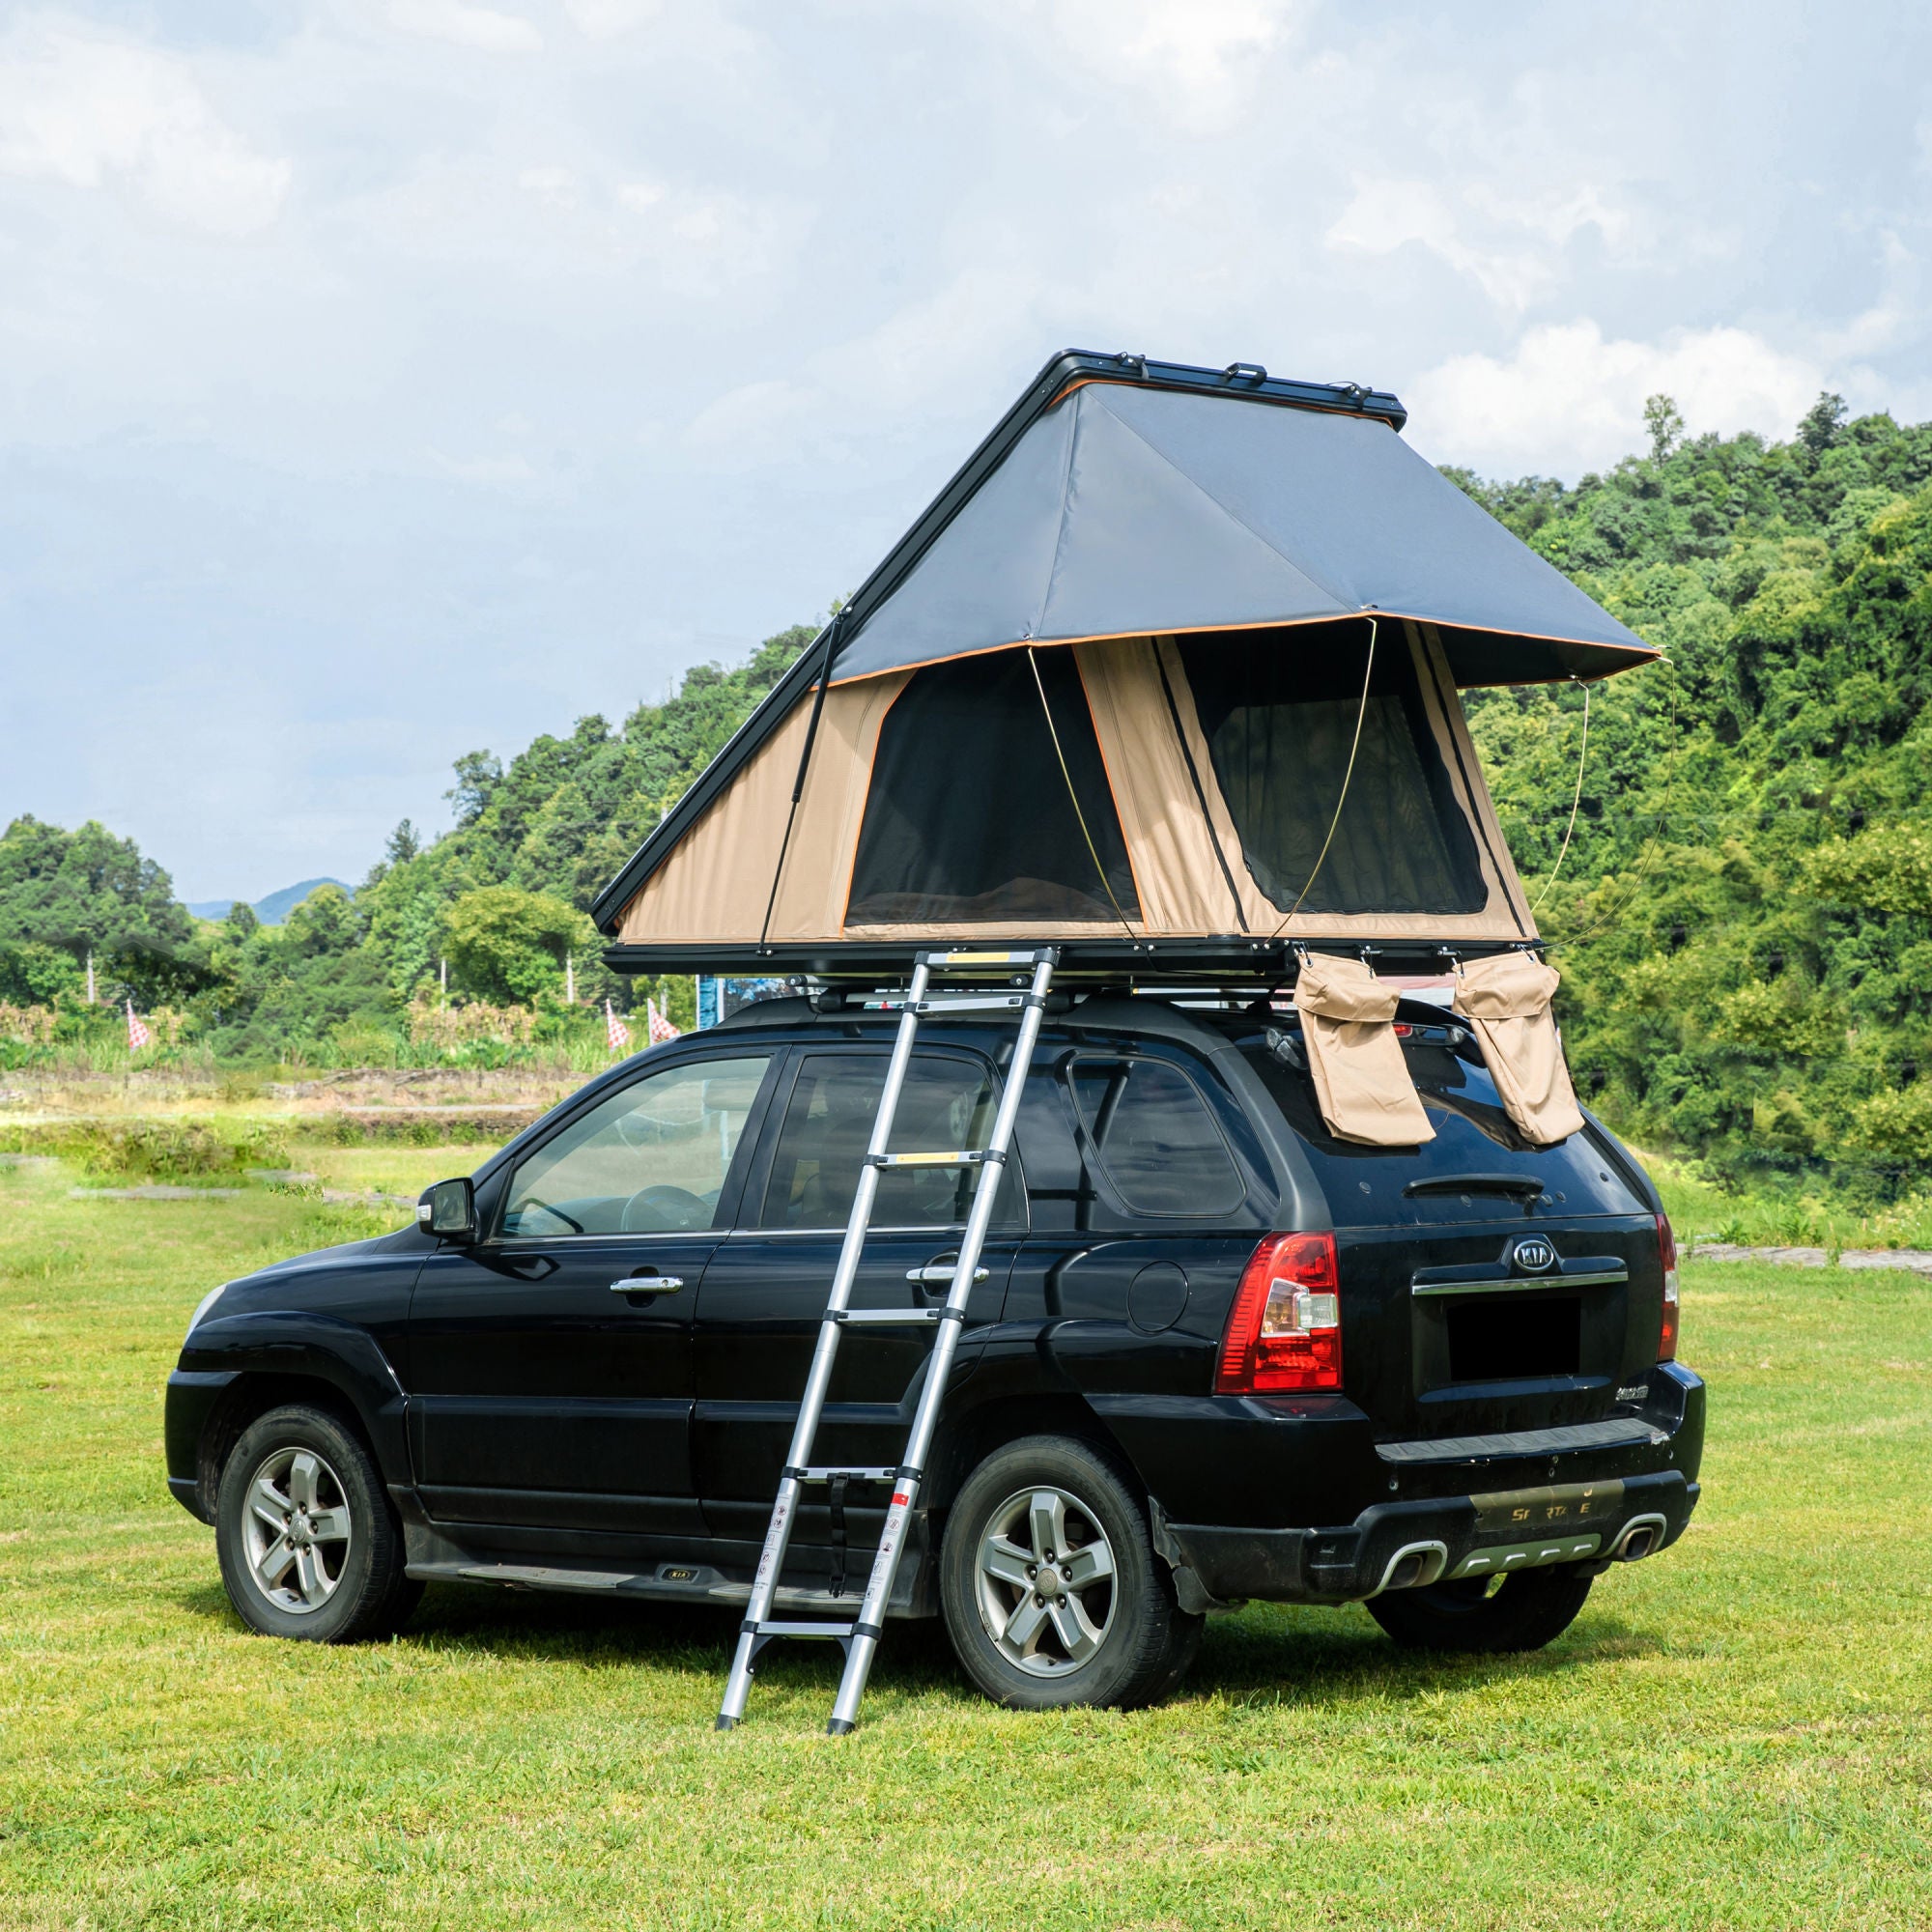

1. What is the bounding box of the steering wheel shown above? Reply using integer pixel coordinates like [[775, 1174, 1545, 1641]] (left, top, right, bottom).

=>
[[620, 1184, 711, 1233]]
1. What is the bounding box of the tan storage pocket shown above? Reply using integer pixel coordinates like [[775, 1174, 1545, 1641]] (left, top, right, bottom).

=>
[[1293, 954, 1435, 1148], [1452, 953, 1586, 1147]]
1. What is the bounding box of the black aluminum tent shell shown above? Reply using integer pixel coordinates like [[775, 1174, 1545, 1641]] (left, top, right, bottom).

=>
[[593, 349, 1657, 951]]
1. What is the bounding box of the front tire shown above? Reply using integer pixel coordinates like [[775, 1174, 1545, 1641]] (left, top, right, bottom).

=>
[[939, 1435, 1202, 1711], [1365, 1563, 1594, 1653], [215, 1404, 419, 1643]]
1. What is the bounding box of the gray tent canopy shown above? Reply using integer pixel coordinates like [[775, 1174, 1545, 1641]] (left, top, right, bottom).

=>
[[595, 351, 1659, 980]]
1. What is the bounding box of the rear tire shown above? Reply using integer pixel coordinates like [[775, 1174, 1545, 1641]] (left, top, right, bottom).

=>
[[1365, 1564, 1594, 1653], [939, 1435, 1202, 1711], [215, 1404, 419, 1644]]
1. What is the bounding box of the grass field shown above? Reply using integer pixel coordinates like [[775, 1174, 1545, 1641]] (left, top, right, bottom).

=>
[[1, 1152, 1929, 1930]]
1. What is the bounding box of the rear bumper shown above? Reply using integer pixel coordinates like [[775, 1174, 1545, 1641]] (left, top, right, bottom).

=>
[[1111, 1360, 1705, 1607], [1165, 1467, 1697, 1606]]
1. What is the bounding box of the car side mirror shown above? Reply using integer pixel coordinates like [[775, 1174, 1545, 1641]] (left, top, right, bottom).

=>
[[418, 1177, 477, 1242]]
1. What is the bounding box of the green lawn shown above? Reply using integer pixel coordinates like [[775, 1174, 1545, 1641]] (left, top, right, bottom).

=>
[[1, 1156, 1928, 1930]]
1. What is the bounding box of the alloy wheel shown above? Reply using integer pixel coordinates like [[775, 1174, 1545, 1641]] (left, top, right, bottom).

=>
[[973, 1485, 1118, 1675], [240, 1445, 354, 1614]]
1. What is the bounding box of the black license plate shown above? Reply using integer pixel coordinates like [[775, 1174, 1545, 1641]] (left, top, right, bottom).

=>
[[1446, 1293, 1580, 1382]]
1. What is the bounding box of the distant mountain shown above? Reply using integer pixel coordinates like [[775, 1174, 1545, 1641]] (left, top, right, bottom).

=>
[[186, 878, 352, 925]]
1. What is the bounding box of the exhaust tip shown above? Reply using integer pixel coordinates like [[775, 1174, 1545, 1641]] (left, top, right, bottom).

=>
[[1611, 1514, 1667, 1562]]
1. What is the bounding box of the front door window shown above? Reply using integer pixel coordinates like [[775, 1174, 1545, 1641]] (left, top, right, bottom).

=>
[[501, 1055, 771, 1238]]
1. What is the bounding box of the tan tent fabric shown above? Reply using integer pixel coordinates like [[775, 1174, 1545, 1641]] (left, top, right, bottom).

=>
[[1451, 952, 1585, 1145], [615, 673, 909, 944], [771, 672, 910, 939], [1293, 953, 1435, 1148], [1073, 638, 1247, 931], [611, 627, 1541, 950]]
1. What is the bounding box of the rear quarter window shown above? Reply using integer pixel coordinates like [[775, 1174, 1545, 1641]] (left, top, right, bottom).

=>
[[1066, 1055, 1246, 1217], [1231, 1022, 1644, 1224]]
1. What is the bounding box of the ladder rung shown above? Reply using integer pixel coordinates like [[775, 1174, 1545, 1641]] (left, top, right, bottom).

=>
[[912, 994, 1027, 1013], [870, 1150, 986, 1168], [833, 1306, 942, 1324], [795, 1465, 898, 1483], [754, 1620, 855, 1640], [920, 949, 1050, 968]]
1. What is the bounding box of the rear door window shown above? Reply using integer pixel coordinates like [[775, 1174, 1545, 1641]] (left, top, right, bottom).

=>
[[755, 1051, 1021, 1230], [1066, 1056, 1246, 1217]]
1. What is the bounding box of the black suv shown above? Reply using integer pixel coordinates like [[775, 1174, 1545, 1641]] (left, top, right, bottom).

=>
[[165, 992, 1702, 1710]]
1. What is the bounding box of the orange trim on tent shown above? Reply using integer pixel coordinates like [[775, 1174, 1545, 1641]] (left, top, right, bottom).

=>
[[826, 612, 1663, 689]]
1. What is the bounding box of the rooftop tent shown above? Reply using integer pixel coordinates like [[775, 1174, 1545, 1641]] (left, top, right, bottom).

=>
[[594, 351, 1660, 978]]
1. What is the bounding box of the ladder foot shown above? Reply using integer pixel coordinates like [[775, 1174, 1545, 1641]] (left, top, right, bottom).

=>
[[825, 1718, 856, 1737], [714, 1715, 738, 1732]]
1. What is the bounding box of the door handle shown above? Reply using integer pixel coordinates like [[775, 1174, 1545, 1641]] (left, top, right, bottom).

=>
[[905, 1264, 989, 1285], [611, 1274, 684, 1294]]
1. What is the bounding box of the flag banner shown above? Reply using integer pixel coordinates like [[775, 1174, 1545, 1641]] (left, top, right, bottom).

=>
[[126, 1001, 153, 1052], [605, 999, 632, 1053], [647, 998, 682, 1044]]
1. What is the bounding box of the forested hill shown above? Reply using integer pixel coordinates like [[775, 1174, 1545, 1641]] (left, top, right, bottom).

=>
[[8, 393, 1932, 1188], [1453, 392, 1932, 1182]]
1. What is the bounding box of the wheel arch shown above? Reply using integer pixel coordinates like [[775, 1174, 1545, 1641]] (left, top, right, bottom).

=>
[[195, 1370, 393, 1522], [925, 1387, 1144, 1518]]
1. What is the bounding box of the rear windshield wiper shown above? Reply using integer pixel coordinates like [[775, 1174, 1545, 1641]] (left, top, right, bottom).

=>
[[1403, 1173, 1548, 1199]]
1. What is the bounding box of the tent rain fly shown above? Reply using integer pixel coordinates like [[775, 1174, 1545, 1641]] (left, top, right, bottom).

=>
[[593, 352, 1661, 980]]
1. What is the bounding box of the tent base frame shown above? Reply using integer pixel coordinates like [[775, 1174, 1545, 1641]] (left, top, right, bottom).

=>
[[602, 937, 1540, 987]]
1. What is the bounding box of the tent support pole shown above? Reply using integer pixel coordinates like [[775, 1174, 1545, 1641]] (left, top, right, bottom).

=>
[[757, 620, 840, 952]]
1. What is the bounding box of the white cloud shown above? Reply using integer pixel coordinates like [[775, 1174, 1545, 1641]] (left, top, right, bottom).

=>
[[430, 448, 540, 485], [1327, 177, 1634, 314], [979, 0, 1299, 128], [518, 164, 578, 208], [0, 20, 290, 236], [615, 181, 809, 295], [681, 378, 818, 469], [387, 0, 543, 54], [1406, 320, 1832, 475], [562, 0, 660, 37]]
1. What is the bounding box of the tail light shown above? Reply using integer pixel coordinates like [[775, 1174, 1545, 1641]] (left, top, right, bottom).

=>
[[1216, 1232, 1343, 1394], [1656, 1212, 1680, 1361]]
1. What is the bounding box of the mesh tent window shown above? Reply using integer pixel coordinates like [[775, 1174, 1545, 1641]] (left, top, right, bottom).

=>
[[846, 650, 1140, 925], [1179, 629, 1488, 917]]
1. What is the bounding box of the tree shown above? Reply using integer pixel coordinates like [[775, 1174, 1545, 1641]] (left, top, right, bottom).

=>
[[385, 819, 421, 865], [1799, 391, 1848, 454], [283, 884, 362, 958], [447, 753, 503, 827], [1643, 393, 1685, 463], [0, 815, 196, 1001], [440, 886, 595, 1004]]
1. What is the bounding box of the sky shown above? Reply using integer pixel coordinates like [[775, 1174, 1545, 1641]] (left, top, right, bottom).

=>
[[3, 0, 1930, 902]]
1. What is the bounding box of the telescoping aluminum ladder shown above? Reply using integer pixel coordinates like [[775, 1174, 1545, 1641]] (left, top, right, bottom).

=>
[[716, 947, 1059, 1736]]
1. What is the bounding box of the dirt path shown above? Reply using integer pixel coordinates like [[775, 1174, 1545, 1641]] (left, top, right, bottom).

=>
[[1688, 1242, 1932, 1275]]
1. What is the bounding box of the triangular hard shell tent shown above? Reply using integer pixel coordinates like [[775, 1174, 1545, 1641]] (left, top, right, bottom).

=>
[[594, 352, 1658, 980]]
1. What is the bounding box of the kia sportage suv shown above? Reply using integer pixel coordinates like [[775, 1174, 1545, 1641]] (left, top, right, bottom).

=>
[[165, 990, 1701, 1710]]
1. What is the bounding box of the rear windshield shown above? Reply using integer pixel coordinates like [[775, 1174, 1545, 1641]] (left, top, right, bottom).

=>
[[1223, 1014, 1645, 1224]]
